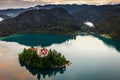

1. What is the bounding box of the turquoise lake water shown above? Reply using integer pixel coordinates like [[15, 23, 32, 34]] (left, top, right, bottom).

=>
[[0, 34, 120, 80]]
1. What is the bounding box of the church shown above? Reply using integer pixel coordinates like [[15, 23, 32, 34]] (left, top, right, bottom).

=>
[[32, 43, 48, 57]]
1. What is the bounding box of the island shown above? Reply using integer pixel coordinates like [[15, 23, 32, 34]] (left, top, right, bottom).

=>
[[18, 44, 70, 69]]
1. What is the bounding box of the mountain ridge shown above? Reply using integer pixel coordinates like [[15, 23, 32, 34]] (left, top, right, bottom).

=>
[[0, 7, 80, 37], [95, 7, 120, 40]]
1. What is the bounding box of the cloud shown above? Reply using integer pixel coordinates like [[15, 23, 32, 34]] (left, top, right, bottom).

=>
[[0, 17, 3, 22], [22, 0, 41, 2], [22, 0, 35, 2], [0, 0, 43, 9], [0, 0, 120, 9], [84, 21, 94, 27], [20, 0, 120, 5]]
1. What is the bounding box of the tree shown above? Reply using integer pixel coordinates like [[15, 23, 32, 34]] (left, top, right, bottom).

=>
[[19, 48, 69, 69]]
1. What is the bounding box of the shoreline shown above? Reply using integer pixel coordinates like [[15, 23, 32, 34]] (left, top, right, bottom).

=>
[[0, 32, 75, 39], [0, 33, 114, 41], [51, 61, 72, 68], [100, 34, 112, 39]]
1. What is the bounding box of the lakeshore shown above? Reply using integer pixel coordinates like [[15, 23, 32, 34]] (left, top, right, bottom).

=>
[[100, 34, 112, 39]]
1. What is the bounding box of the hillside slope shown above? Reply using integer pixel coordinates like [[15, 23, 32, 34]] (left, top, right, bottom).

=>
[[95, 8, 120, 40], [0, 7, 80, 36]]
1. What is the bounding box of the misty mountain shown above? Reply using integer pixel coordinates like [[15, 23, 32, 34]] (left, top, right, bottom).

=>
[[0, 4, 120, 24], [0, 7, 80, 36], [0, 8, 27, 17], [0, 4, 92, 18], [0, 14, 11, 19], [0, 4, 120, 39]]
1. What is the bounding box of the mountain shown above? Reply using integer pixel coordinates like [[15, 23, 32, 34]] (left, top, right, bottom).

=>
[[35, 4, 91, 14], [0, 14, 11, 19], [95, 7, 120, 40], [50, 7, 73, 19], [35, 4, 120, 25], [0, 4, 120, 39], [73, 4, 120, 24], [0, 4, 120, 23], [0, 7, 80, 37], [0, 8, 27, 17], [0, 4, 90, 17]]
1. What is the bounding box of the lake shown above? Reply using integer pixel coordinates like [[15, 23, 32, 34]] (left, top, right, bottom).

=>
[[0, 34, 120, 80]]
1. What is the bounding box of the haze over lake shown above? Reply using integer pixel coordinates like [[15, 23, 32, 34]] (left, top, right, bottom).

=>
[[0, 34, 120, 80]]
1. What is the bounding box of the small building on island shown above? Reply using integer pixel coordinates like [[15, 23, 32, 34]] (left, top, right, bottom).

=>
[[19, 42, 70, 70], [32, 43, 48, 57]]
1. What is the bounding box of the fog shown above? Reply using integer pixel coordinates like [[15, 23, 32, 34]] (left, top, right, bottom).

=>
[[0, 17, 3, 22], [84, 21, 94, 27]]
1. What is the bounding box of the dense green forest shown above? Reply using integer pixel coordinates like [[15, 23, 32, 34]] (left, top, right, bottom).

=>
[[0, 7, 80, 36], [95, 8, 120, 40], [19, 48, 69, 69], [0, 6, 120, 40]]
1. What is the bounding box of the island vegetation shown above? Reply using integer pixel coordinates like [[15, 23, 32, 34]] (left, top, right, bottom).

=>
[[19, 48, 70, 69]]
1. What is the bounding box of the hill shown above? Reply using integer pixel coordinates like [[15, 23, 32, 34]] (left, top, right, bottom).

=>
[[73, 4, 120, 24], [0, 7, 80, 37], [95, 8, 120, 40], [0, 4, 91, 17]]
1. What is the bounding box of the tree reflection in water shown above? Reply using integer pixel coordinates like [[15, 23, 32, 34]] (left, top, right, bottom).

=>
[[92, 34, 120, 52], [19, 60, 66, 80]]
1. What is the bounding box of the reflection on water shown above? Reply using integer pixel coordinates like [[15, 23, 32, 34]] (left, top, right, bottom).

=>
[[0, 34, 120, 80], [19, 60, 66, 80], [93, 35, 120, 52], [1, 34, 120, 52], [0, 34, 75, 47]]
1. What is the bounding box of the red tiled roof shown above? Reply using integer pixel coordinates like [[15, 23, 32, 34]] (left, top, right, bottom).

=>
[[41, 48, 48, 55], [34, 48, 38, 51]]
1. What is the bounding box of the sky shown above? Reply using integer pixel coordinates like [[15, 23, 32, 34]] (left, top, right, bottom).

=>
[[0, 0, 120, 9]]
